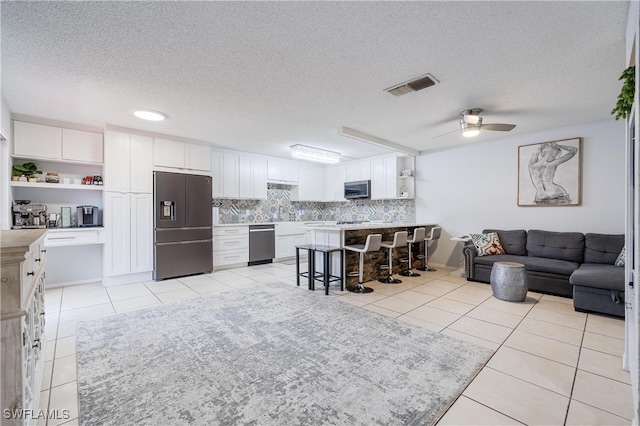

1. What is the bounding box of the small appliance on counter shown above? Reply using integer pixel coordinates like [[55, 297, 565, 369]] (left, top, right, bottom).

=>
[[76, 205, 100, 227], [12, 201, 47, 229]]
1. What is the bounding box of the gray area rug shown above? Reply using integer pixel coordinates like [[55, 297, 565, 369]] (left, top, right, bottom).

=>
[[77, 283, 492, 425]]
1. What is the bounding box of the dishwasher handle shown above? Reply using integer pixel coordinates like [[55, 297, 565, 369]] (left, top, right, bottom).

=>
[[249, 228, 275, 232]]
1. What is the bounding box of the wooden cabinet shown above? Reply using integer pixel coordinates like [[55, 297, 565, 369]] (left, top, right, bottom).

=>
[[1, 230, 47, 424], [13, 121, 103, 164], [154, 138, 211, 172], [292, 165, 324, 201], [104, 131, 153, 193], [267, 159, 299, 184], [212, 225, 249, 269]]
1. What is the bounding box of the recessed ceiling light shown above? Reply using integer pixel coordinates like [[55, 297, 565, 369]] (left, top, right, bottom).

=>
[[134, 110, 166, 121]]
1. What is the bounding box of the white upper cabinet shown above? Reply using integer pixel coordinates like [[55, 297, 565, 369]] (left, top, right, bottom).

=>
[[104, 131, 153, 193], [13, 121, 103, 163], [371, 154, 415, 200], [324, 164, 346, 202], [267, 159, 299, 184], [222, 153, 239, 198], [345, 159, 371, 182], [14, 121, 62, 159], [62, 128, 103, 163], [239, 156, 267, 199], [292, 165, 324, 201], [154, 138, 211, 172], [213, 151, 267, 200], [185, 143, 212, 172]]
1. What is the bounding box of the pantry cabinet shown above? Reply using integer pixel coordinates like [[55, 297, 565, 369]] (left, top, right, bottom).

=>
[[13, 121, 103, 164], [1, 230, 47, 425], [104, 131, 153, 193]]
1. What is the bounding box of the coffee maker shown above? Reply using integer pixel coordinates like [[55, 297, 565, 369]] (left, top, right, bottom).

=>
[[12, 203, 47, 229], [76, 205, 99, 227]]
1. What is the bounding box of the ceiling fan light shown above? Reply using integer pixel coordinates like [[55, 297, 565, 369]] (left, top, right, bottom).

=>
[[290, 144, 340, 164], [465, 114, 480, 125], [460, 122, 481, 137]]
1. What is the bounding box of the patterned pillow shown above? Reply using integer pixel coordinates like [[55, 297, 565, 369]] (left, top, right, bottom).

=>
[[615, 247, 625, 267], [471, 232, 506, 256]]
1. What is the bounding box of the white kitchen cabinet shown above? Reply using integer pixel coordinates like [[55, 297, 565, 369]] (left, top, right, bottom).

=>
[[13, 121, 62, 160], [275, 222, 307, 259], [371, 154, 415, 200], [14, 121, 103, 164], [154, 138, 211, 172], [1, 230, 48, 425], [213, 225, 249, 269], [345, 159, 371, 182], [185, 143, 212, 172], [104, 192, 153, 278], [292, 165, 324, 201], [222, 153, 239, 198], [62, 128, 103, 163], [104, 131, 153, 193], [324, 164, 346, 202], [239, 156, 267, 199], [211, 151, 223, 197], [154, 138, 185, 169], [267, 159, 299, 184]]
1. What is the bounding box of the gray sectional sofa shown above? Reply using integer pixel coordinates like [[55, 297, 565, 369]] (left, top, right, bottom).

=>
[[463, 229, 625, 317]]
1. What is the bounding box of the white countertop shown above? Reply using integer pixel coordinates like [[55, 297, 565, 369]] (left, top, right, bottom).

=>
[[304, 222, 437, 231]]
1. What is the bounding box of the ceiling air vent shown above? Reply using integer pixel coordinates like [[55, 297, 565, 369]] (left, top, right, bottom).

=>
[[385, 73, 439, 97]]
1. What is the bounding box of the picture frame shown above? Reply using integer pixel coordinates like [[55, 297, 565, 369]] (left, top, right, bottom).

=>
[[517, 137, 582, 206]]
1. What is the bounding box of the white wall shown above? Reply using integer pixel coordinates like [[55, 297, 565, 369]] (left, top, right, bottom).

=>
[[1, 96, 11, 230], [415, 118, 625, 268]]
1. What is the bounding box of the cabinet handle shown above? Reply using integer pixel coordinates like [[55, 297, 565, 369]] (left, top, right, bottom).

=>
[[27, 271, 35, 276], [225, 241, 239, 245], [41, 249, 47, 253], [224, 255, 239, 260], [35, 258, 41, 262], [32, 339, 40, 349]]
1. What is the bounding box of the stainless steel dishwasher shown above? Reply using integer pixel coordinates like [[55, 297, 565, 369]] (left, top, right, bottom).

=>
[[249, 224, 275, 266]]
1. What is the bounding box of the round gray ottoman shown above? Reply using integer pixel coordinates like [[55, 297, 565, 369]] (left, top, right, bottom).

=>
[[490, 262, 528, 302]]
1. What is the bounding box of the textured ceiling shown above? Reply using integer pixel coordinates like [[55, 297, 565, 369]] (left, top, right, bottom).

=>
[[0, 1, 629, 161]]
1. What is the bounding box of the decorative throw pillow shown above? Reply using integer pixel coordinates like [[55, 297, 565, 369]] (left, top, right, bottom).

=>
[[615, 247, 625, 267], [471, 232, 506, 256]]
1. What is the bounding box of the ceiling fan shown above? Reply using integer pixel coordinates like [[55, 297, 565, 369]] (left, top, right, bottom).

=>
[[458, 108, 516, 137]]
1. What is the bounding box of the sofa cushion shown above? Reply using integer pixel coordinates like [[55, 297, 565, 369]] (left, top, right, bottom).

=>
[[483, 229, 527, 255], [615, 247, 625, 267], [471, 232, 505, 256], [526, 230, 585, 263], [473, 254, 579, 276], [570, 263, 625, 291], [584, 233, 624, 264]]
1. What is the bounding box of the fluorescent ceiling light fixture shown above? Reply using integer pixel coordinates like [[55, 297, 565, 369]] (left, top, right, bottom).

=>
[[134, 110, 166, 121], [290, 144, 340, 164]]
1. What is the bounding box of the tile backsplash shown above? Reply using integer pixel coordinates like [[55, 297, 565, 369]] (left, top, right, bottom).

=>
[[213, 184, 415, 224]]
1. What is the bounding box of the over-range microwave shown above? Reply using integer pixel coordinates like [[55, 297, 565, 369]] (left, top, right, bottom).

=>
[[344, 180, 371, 199]]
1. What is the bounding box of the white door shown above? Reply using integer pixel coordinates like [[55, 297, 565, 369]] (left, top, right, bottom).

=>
[[104, 192, 131, 276], [130, 134, 153, 193], [104, 131, 131, 192], [130, 193, 153, 273]]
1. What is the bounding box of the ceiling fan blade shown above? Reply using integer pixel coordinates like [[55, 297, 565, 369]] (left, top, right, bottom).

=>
[[481, 123, 516, 132], [432, 128, 459, 139]]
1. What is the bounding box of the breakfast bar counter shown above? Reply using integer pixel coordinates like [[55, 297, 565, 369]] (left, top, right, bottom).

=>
[[305, 223, 438, 287]]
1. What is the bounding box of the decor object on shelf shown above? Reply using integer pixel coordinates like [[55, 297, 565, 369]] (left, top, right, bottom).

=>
[[12, 161, 42, 181], [76, 283, 491, 425], [290, 144, 340, 164], [517, 138, 581, 206], [611, 65, 635, 120], [45, 172, 60, 183]]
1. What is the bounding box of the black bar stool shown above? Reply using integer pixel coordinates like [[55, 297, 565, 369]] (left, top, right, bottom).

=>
[[295, 244, 316, 289], [378, 231, 408, 284], [400, 227, 426, 277], [311, 245, 344, 295], [344, 234, 382, 293]]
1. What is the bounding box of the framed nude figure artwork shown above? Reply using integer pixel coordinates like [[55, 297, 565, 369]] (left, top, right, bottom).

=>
[[517, 137, 582, 206]]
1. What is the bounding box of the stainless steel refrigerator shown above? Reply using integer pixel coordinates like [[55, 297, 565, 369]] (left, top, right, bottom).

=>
[[153, 171, 213, 280]]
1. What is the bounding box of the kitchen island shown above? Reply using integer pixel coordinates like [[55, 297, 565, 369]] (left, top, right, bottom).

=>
[[305, 222, 438, 287]]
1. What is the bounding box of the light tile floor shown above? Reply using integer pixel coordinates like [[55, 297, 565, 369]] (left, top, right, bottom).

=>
[[39, 262, 633, 425]]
